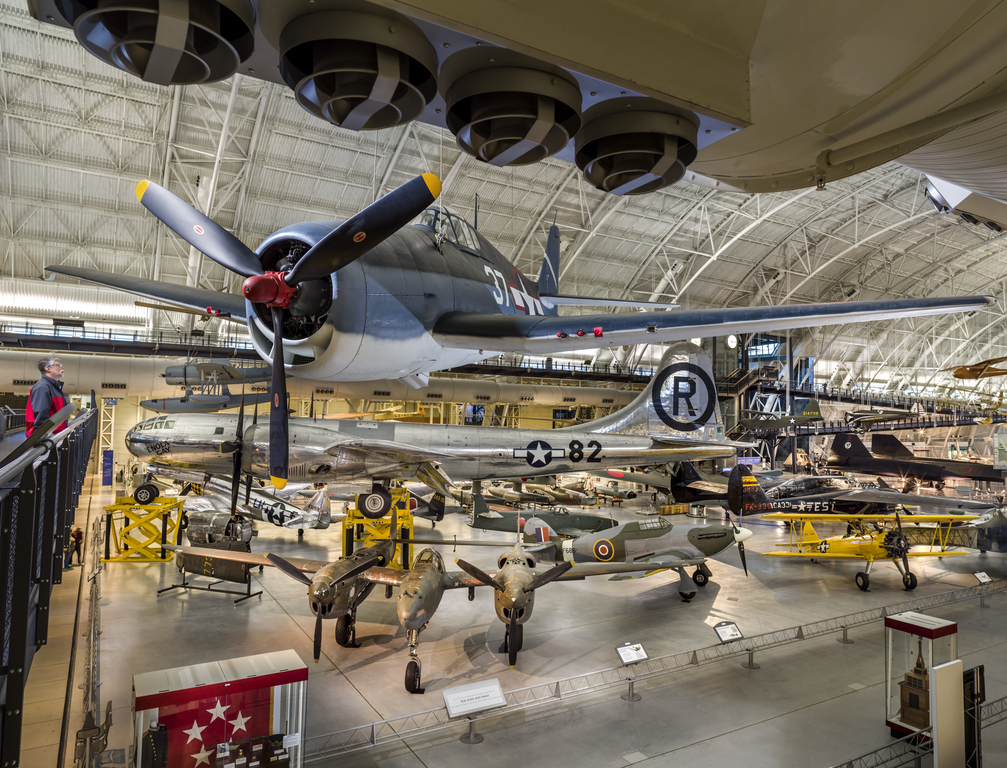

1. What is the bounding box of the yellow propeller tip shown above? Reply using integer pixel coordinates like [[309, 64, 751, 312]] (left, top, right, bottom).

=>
[[422, 173, 442, 200], [135, 180, 150, 202], [271, 477, 287, 490]]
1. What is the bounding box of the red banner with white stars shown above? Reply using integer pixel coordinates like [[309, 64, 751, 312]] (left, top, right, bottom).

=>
[[157, 687, 271, 767]]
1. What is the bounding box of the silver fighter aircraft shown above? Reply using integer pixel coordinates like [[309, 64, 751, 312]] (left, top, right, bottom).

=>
[[126, 343, 746, 517], [47, 172, 993, 488]]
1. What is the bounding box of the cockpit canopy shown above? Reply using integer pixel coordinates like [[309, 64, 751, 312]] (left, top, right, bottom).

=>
[[413, 548, 444, 571], [127, 416, 176, 436], [412, 207, 484, 253]]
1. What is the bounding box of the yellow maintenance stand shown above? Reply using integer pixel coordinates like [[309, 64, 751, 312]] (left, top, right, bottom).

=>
[[102, 496, 184, 562], [342, 487, 414, 568]]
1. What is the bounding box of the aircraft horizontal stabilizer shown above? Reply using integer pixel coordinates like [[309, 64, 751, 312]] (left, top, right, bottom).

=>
[[46, 266, 248, 321], [432, 295, 995, 354]]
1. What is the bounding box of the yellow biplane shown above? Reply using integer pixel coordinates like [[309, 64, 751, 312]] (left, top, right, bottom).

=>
[[761, 513, 976, 592]]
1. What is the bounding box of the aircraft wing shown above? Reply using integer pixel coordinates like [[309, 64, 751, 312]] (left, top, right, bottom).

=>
[[761, 513, 978, 522], [686, 480, 728, 493], [46, 265, 248, 321], [326, 438, 456, 461], [431, 295, 995, 353], [762, 551, 969, 559], [829, 488, 995, 511], [162, 544, 331, 573]]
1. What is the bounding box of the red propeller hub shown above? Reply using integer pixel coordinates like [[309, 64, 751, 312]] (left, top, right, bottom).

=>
[[242, 271, 297, 308]]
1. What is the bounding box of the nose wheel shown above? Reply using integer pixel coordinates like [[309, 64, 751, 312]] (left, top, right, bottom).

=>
[[405, 628, 425, 694]]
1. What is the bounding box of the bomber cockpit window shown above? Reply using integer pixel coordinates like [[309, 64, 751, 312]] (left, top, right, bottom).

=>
[[154, 417, 167, 429], [142, 419, 155, 430]]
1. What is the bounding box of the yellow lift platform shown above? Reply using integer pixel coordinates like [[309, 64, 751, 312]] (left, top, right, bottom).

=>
[[102, 496, 184, 562], [342, 487, 414, 568]]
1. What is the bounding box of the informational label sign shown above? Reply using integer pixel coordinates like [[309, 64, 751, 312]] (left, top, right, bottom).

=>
[[737, 457, 761, 466], [101, 450, 113, 486], [281, 733, 300, 748], [995, 434, 1007, 469], [714, 621, 744, 643], [975, 571, 992, 584], [615, 641, 649, 665], [442, 680, 506, 719]]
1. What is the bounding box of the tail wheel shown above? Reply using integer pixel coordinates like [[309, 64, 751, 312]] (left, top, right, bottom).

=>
[[903, 572, 918, 591], [405, 660, 423, 694], [693, 570, 709, 587], [359, 488, 392, 519], [334, 615, 352, 647], [855, 572, 870, 591]]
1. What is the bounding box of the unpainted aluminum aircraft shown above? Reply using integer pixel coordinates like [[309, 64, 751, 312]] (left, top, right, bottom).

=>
[[125, 344, 747, 516], [166, 517, 669, 693], [46, 173, 993, 488]]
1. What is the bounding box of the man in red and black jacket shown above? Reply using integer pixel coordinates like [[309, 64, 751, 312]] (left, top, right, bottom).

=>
[[26, 357, 67, 437]]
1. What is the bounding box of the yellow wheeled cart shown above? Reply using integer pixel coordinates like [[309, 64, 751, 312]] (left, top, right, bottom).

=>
[[102, 496, 184, 562], [342, 487, 414, 568]]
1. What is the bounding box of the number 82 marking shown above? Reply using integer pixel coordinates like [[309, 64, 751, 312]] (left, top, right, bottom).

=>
[[568, 439, 602, 462]]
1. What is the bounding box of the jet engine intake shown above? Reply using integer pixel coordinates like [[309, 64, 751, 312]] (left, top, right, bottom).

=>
[[55, 0, 254, 85]]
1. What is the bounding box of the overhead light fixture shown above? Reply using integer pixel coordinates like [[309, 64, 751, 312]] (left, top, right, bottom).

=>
[[727, 335, 738, 349]]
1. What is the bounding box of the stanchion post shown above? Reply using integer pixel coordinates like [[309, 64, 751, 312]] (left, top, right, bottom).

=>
[[160, 513, 168, 559], [459, 717, 483, 745], [103, 511, 112, 561]]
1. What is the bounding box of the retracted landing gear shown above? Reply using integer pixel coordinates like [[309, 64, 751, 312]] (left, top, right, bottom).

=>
[[405, 628, 425, 694]]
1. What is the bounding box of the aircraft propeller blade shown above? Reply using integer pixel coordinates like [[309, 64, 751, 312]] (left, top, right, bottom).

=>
[[286, 174, 441, 284], [331, 556, 381, 585], [729, 518, 749, 578], [454, 559, 503, 591], [524, 561, 573, 592], [896, 512, 910, 576], [269, 308, 289, 489], [265, 553, 314, 585], [507, 611, 519, 669], [313, 612, 322, 663], [134, 180, 264, 278]]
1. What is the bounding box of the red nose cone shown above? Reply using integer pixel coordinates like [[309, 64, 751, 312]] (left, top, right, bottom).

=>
[[242, 274, 279, 304]]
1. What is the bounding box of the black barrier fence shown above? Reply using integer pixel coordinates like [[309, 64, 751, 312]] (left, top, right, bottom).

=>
[[0, 407, 97, 764]]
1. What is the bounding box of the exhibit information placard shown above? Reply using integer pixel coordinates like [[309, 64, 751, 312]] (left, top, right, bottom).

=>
[[615, 642, 649, 665], [975, 571, 992, 584], [714, 621, 744, 643], [442, 680, 506, 719]]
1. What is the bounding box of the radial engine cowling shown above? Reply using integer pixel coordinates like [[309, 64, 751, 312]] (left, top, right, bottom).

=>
[[55, 0, 254, 85], [185, 510, 253, 547]]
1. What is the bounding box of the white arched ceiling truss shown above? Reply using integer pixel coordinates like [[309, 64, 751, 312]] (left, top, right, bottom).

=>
[[2, 1, 1007, 398]]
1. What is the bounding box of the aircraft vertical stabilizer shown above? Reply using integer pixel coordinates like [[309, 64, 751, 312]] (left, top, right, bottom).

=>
[[802, 399, 822, 419], [582, 343, 731, 443], [536, 222, 561, 317], [831, 433, 875, 460], [727, 465, 773, 516], [870, 434, 916, 459]]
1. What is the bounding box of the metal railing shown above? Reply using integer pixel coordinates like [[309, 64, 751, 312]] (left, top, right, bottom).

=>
[[303, 579, 1006, 761], [0, 407, 96, 764], [71, 513, 107, 767]]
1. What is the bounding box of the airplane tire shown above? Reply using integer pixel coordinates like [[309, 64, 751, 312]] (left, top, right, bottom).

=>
[[679, 591, 696, 602], [693, 570, 709, 587], [855, 572, 870, 591], [405, 660, 423, 694], [359, 489, 392, 519], [334, 615, 353, 647], [133, 484, 158, 504], [904, 573, 918, 591]]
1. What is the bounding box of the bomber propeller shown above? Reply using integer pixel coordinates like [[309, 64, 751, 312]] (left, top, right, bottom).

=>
[[136, 173, 442, 489]]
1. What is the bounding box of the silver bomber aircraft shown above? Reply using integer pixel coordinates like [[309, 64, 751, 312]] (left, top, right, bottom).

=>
[[46, 172, 993, 488], [127, 343, 746, 516]]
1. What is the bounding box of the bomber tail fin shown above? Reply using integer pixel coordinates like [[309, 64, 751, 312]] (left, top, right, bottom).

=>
[[307, 487, 330, 529], [727, 465, 774, 517], [583, 343, 737, 445], [801, 399, 822, 419]]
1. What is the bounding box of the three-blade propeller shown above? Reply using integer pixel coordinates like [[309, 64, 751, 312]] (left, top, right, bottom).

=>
[[136, 173, 442, 489]]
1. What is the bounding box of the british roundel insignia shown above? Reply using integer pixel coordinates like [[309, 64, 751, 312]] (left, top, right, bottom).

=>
[[353, 231, 366, 243], [193, 225, 204, 235], [593, 539, 615, 561]]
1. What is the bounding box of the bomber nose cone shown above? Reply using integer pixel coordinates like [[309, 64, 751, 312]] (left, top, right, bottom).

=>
[[734, 526, 754, 543]]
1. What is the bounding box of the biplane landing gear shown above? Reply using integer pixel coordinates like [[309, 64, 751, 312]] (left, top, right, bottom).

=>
[[405, 628, 425, 694], [335, 613, 360, 648], [855, 560, 873, 591], [903, 572, 918, 590]]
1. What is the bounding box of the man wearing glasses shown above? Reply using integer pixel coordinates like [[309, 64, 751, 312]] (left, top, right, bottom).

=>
[[26, 357, 68, 437]]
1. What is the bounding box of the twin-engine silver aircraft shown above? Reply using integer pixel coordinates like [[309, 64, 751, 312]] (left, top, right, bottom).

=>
[[127, 343, 744, 516], [47, 172, 993, 488]]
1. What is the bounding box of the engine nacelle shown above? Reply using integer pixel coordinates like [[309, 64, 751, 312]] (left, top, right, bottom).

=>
[[185, 510, 253, 547]]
